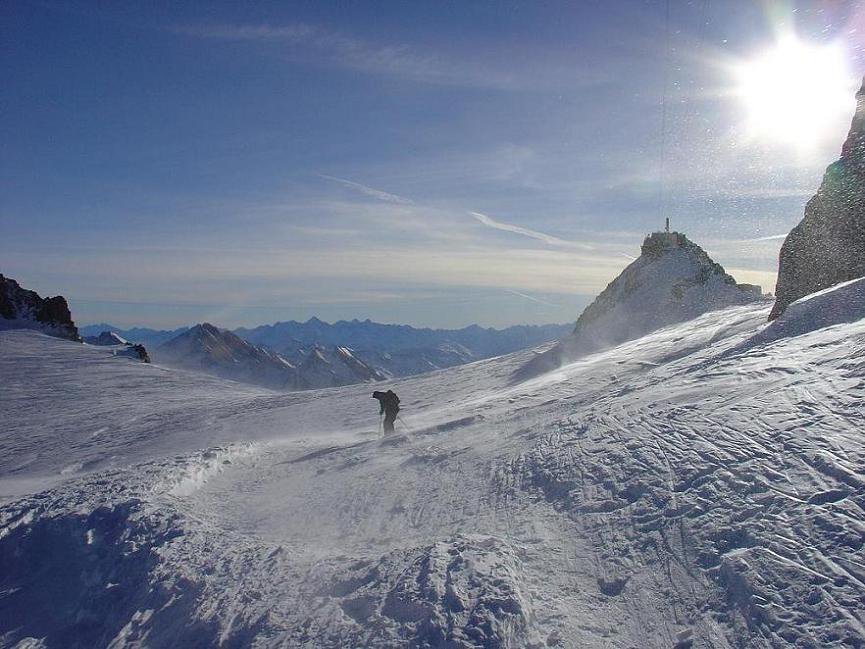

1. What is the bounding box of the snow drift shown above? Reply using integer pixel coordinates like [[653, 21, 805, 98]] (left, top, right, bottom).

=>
[[758, 276, 865, 344]]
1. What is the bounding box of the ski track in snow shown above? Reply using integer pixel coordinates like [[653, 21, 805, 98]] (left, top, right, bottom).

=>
[[1, 301, 865, 648]]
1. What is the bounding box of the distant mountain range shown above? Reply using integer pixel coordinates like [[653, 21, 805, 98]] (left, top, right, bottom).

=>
[[150, 323, 386, 390], [79, 318, 571, 388]]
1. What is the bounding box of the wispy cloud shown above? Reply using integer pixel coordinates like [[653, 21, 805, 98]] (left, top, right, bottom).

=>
[[177, 23, 316, 42], [174, 22, 520, 89], [317, 174, 414, 205], [469, 211, 594, 250]]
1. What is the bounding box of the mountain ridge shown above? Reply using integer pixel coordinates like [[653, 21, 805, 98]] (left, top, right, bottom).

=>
[[81, 318, 571, 381], [153, 323, 387, 390]]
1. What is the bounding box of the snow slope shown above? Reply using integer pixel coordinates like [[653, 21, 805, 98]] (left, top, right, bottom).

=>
[[1, 293, 865, 647], [756, 276, 865, 345]]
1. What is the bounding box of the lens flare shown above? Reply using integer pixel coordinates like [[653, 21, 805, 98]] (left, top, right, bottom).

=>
[[733, 35, 856, 149]]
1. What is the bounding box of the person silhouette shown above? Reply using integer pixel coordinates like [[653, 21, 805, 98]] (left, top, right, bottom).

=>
[[372, 390, 400, 434]]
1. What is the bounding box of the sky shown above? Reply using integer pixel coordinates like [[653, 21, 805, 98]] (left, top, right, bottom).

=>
[[3, 0, 864, 329]]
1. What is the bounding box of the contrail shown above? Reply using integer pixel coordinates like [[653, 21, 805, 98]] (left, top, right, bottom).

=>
[[503, 288, 561, 307], [318, 174, 414, 205], [469, 211, 593, 250]]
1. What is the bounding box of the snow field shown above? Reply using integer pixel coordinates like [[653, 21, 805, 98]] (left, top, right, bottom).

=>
[[1, 289, 865, 647]]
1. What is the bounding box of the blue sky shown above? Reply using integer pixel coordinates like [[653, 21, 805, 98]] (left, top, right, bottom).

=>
[[3, 1, 863, 328]]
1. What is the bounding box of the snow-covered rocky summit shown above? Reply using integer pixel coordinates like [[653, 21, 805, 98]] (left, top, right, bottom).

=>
[[518, 231, 763, 378], [770, 77, 865, 320], [154, 322, 299, 390], [0, 273, 80, 341]]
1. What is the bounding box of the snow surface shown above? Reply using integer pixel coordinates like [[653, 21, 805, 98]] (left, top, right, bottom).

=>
[[2, 291, 865, 647], [756, 276, 865, 344]]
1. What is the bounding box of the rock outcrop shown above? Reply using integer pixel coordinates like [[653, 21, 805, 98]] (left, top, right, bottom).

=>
[[516, 231, 763, 378], [770, 78, 865, 319], [117, 343, 151, 363], [84, 330, 150, 362], [0, 274, 80, 341]]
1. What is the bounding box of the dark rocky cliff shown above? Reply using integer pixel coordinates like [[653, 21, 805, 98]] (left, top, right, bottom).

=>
[[770, 78, 865, 319], [0, 274, 80, 341]]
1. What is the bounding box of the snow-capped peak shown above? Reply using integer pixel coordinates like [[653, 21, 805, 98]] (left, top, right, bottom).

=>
[[517, 231, 764, 378]]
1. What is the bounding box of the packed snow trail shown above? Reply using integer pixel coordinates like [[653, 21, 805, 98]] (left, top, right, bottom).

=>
[[1, 297, 865, 647]]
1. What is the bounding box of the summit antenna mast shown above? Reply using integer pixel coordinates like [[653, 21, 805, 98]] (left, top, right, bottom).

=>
[[658, 0, 671, 229]]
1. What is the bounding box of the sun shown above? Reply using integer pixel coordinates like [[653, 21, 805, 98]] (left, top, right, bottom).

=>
[[733, 35, 857, 150]]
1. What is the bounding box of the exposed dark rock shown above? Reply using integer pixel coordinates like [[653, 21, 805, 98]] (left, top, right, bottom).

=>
[[770, 78, 865, 319], [125, 344, 151, 363], [83, 330, 150, 362], [0, 274, 80, 341]]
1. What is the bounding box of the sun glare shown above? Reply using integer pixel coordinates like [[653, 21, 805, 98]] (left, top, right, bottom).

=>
[[734, 35, 856, 150]]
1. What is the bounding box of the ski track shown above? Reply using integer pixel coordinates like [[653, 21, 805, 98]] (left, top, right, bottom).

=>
[[1, 302, 865, 647]]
